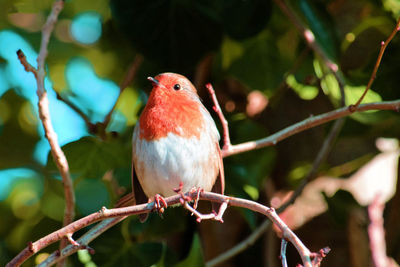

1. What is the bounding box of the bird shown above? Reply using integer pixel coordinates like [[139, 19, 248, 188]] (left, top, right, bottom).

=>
[[131, 72, 225, 221]]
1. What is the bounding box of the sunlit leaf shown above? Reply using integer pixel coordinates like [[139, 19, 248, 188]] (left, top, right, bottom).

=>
[[12, 0, 51, 13], [243, 184, 259, 200], [286, 74, 319, 100]]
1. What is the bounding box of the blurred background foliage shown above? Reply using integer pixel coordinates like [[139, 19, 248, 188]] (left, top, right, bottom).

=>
[[1, 0, 400, 266]]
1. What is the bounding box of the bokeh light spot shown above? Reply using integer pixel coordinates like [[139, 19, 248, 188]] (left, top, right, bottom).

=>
[[71, 12, 102, 45], [0, 168, 43, 201], [11, 189, 40, 219], [0, 97, 11, 125], [35, 253, 50, 265], [66, 57, 119, 122], [18, 101, 38, 136]]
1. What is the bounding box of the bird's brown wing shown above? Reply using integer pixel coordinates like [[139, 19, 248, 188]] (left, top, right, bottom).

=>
[[211, 142, 225, 212], [132, 161, 149, 222], [114, 161, 149, 222]]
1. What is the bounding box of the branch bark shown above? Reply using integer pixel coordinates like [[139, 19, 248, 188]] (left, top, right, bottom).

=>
[[223, 100, 400, 158], [7, 191, 318, 267], [16, 1, 75, 266]]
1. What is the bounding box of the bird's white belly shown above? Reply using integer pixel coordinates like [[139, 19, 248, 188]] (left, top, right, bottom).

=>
[[133, 130, 219, 197]]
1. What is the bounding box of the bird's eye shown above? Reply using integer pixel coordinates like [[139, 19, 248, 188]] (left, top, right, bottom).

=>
[[173, 84, 181, 90]]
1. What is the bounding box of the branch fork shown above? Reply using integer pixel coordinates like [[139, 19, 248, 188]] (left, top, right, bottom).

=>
[[175, 183, 229, 223]]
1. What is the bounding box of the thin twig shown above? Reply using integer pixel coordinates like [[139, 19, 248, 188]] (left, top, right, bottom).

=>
[[55, 92, 94, 128], [16, 1, 75, 266], [351, 18, 400, 110], [56, 54, 143, 136], [310, 247, 331, 266], [206, 83, 232, 150], [102, 54, 143, 128]]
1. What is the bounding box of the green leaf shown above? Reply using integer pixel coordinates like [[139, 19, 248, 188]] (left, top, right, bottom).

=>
[[46, 136, 130, 179], [220, 37, 244, 70], [75, 179, 110, 215], [243, 184, 259, 200], [345, 85, 382, 106], [286, 74, 319, 100], [175, 234, 204, 267], [225, 31, 288, 94], [12, 0, 52, 13]]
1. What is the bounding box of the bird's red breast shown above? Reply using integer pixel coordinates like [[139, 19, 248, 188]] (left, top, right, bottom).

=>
[[138, 73, 205, 141]]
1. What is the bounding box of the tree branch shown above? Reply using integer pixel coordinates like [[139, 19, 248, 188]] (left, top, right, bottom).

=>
[[7, 191, 323, 267], [10, 1, 400, 264], [16, 1, 75, 266], [7, 98, 397, 267], [37, 217, 126, 267], [222, 100, 400, 158]]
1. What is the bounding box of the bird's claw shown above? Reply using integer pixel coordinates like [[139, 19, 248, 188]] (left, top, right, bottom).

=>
[[189, 187, 204, 210], [153, 194, 168, 215]]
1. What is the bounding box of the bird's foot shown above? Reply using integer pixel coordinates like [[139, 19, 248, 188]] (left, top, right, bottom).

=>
[[152, 194, 168, 216]]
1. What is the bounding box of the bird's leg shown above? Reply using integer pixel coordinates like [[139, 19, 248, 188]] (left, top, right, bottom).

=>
[[189, 187, 203, 210], [173, 182, 193, 202]]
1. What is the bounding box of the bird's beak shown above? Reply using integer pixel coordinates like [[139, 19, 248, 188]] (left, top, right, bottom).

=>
[[147, 76, 159, 86]]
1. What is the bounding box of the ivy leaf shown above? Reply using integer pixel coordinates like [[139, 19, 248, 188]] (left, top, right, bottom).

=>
[[46, 136, 130, 179]]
